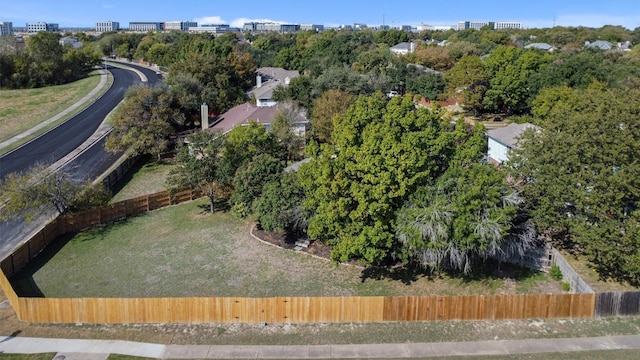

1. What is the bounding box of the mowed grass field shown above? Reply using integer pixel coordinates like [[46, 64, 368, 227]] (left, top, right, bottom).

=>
[[0, 71, 105, 149], [12, 195, 559, 298], [109, 160, 176, 203]]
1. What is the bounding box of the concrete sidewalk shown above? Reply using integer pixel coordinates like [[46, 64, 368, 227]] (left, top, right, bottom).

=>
[[0, 334, 639, 359]]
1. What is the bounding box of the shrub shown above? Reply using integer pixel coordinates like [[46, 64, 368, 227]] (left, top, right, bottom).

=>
[[562, 281, 571, 292], [231, 202, 249, 219], [550, 264, 563, 281]]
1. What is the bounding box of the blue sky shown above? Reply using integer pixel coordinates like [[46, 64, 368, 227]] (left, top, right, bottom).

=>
[[2, 0, 640, 29]]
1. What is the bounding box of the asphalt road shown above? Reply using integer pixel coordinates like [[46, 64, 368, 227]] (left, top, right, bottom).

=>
[[0, 62, 162, 259]]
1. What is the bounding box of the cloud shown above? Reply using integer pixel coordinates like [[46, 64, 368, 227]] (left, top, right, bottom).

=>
[[193, 16, 227, 25], [230, 17, 287, 28]]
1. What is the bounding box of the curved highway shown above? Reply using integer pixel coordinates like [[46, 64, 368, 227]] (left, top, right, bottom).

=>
[[0, 63, 160, 179], [0, 62, 162, 259]]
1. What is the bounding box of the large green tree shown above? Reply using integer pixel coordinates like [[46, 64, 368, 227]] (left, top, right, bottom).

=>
[[218, 122, 282, 185], [482, 46, 550, 115], [510, 86, 640, 285], [299, 93, 486, 265], [166, 131, 225, 213], [230, 154, 283, 210], [444, 55, 488, 116], [310, 89, 355, 143], [105, 85, 184, 161], [254, 171, 307, 233]]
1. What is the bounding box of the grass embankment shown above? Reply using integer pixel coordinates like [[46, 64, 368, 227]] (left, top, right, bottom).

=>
[[0, 71, 110, 153]]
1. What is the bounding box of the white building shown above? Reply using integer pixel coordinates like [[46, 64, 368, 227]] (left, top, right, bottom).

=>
[[299, 24, 324, 31], [96, 21, 119, 32], [457, 21, 521, 31], [59, 36, 82, 49], [248, 67, 300, 108], [188, 24, 237, 34], [494, 21, 521, 30], [128, 22, 164, 32], [26, 22, 59, 32], [165, 21, 197, 31], [0, 22, 14, 36], [390, 41, 416, 55], [487, 123, 536, 165]]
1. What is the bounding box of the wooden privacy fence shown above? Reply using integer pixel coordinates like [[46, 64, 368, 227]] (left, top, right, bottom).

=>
[[0, 279, 595, 324], [0, 189, 201, 277]]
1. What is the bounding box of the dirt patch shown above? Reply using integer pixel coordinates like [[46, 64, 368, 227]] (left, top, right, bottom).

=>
[[252, 226, 332, 261]]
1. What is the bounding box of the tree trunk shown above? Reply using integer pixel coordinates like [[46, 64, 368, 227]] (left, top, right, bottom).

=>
[[209, 195, 215, 213]]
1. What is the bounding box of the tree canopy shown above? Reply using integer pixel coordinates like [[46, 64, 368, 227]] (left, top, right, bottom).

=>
[[509, 86, 640, 285], [105, 85, 184, 161], [299, 93, 488, 265]]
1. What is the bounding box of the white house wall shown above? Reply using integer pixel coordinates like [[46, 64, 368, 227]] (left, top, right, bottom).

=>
[[487, 137, 510, 164]]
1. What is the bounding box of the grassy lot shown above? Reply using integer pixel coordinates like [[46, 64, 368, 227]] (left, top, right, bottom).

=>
[[12, 196, 559, 298], [0, 71, 109, 153], [109, 159, 175, 203]]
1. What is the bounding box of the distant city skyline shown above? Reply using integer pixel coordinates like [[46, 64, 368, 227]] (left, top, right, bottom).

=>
[[2, 0, 640, 30]]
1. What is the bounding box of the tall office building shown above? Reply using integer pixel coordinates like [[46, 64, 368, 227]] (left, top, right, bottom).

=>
[[96, 21, 120, 32], [0, 22, 14, 36], [26, 22, 59, 32]]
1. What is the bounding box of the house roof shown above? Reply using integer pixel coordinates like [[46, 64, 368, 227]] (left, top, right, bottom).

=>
[[210, 103, 280, 134], [284, 158, 311, 172], [247, 67, 299, 101], [390, 42, 413, 52], [524, 42, 554, 50], [487, 123, 537, 148], [585, 40, 613, 50], [209, 102, 309, 135]]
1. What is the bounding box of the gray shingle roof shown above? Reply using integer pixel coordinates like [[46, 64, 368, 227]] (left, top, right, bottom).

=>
[[487, 123, 537, 148], [524, 43, 554, 51]]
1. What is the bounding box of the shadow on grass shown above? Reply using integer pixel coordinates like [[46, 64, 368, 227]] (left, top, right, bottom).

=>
[[360, 259, 542, 286], [196, 198, 230, 214], [9, 233, 76, 297]]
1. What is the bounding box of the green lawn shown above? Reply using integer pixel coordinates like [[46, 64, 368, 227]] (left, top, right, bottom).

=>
[[0, 71, 110, 153], [11, 197, 556, 298], [109, 159, 175, 203]]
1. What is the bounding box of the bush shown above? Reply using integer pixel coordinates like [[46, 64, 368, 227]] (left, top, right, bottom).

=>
[[562, 281, 571, 292], [231, 202, 249, 219], [550, 264, 563, 281]]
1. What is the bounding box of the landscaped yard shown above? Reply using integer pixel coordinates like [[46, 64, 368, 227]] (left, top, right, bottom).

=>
[[0, 71, 108, 152], [11, 197, 560, 298]]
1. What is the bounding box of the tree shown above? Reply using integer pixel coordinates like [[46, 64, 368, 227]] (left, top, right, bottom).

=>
[[482, 46, 550, 114], [218, 122, 282, 185], [444, 55, 488, 116], [510, 86, 640, 285], [166, 131, 225, 213], [230, 154, 283, 210], [105, 85, 184, 161], [0, 163, 109, 222], [271, 101, 307, 165], [310, 89, 355, 143], [254, 171, 307, 233], [406, 72, 446, 101], [25, 31, 64, 86], [395, 164, 523, 274], [299, 94, 484, 265]]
